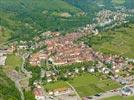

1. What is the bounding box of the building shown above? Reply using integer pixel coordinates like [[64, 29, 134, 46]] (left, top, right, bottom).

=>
[[33, 86, 45, 100], [0, 53, 7, 66], [29, 32, 95, 66], [121, 86, 133, 96], [87, 67, 95, 73]]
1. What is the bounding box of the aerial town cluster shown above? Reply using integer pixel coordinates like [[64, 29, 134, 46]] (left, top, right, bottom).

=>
[[29, 32, 95, 66], [0, 8, 134, 100], [96, 9, 128, 26]]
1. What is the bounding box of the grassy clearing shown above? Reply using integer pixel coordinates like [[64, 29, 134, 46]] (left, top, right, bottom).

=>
[[103, 95, 134, 100], [68, 73, 121, 97], [80, 24, 134, 58], [44, 80, 69, 91], [24, 91, 35, 100], [112, 0, 125, 5], [5, 54, 22, 70]]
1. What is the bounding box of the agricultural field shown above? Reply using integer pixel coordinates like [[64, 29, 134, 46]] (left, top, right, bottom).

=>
[[44, 80, 69, 92], [103, 95, 134, 100], [43, 73, 121, 97], [0, 68, 21, 100], [79, 24, 134, 58], [68, 73, 121, 97]]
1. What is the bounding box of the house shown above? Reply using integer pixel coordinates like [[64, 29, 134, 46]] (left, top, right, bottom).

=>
[[103, 68, 110, 74], [7, 45, 16, 53], [45, 71, 52, 77], [47, 78, 52, 83], [40, 69, 45, 78], [121, 87, 133, 96], [87, 67, 95, 73], [48, 91, 53, 95], [48, 87, 71, 96], [53, 87, 71, 96], [75, 68, 79, 73], [18, 45, 28, 50], [81, 67, 85, 71], [33, 87, 45, 100], [0, 53, 7, 66], [116, 77, 128, 85], [29, 52, 48, 66], [100, 67, 110, 74], [115, 69, 120, 73]]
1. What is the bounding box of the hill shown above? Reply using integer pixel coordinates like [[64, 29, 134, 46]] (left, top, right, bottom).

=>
[[78, 24, 134, 58], [0, 68, 21, 100], [0, 0, 91, 43], [1, 0, 134, 43]]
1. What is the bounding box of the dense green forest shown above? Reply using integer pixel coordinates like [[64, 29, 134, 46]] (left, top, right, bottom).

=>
[[1, 0, 133, 43], [0, 68, 21, 100], [0, 0, 93, 42]]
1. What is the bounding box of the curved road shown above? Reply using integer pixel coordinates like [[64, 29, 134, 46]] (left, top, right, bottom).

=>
[[14, 53, 32, 100], [66, 81, 81, 100]]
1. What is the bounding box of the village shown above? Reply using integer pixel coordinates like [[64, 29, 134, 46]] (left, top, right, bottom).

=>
[[0, 7, 134, 100]]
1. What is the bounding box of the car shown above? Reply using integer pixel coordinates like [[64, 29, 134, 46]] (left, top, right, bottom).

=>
[[111, 89, 117, 92], [94, 93, 101, 97], [87, 96, 93, 99], [49, 96, 54, 99]]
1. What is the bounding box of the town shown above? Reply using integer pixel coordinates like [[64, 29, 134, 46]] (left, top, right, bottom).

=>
[[0, 7, 134, 100]]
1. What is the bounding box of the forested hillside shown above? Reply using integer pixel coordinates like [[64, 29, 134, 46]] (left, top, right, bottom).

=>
[[0, 68, 21, 100], [0, 0, 93, 42], [0, 0, 134, 43]]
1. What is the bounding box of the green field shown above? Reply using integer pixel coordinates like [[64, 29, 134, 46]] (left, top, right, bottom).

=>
[[24, 91, 35, 100], [68, 73, 121, 97], [44, 80, 69, 91], [5, 54, 22, 70], [79, 24, 134, 58], [0, 68, 21, 100], [44, 73, 121, 97], [103, 95, 134, 100], [112, 0, 125, 5]]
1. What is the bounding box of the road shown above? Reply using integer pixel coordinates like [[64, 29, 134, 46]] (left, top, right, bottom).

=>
[[93, 91, 134, 100], [9, 74, 25, 100], [88, 84, 134, 100], [92, 91, 121, 100], [66, 81, 81, 100], [13, 52, 32, 100], [21, 53, 32, 77]]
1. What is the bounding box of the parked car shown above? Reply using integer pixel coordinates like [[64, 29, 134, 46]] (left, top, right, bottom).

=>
[[94, 93, 101, 97], [87, 96, 93, 99]]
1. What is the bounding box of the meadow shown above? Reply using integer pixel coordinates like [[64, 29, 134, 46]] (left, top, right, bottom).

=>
[[68, 73, 121, 97], [3, 54, 23, 73], [44, 73, 121, 97], [79, 24, 134, 58]]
